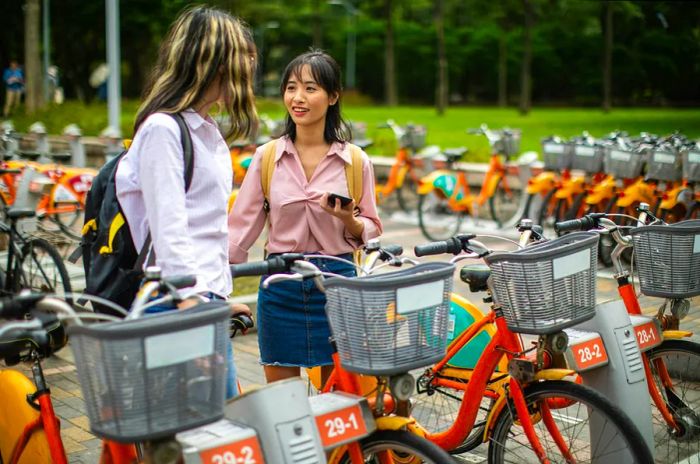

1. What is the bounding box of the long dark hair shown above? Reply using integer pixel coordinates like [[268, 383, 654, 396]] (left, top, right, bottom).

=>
[[279, 50, 351, 144], [134, 6, 257, 140]]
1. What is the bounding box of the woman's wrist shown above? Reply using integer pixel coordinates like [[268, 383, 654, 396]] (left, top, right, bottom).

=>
[[343, 216, 364, 239]]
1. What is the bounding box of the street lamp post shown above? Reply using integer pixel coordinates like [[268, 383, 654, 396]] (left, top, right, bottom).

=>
[[328, 0, 358, 90], [106, 0, 121, 137]]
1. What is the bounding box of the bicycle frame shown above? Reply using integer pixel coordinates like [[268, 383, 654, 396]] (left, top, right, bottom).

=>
[[377, 146, 418, 199]]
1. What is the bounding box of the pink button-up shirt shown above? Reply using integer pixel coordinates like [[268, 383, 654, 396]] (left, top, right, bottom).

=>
[[228, 135, 382, 263]]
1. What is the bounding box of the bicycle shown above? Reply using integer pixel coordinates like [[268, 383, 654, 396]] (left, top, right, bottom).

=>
[[239, 242, 653, 462], [555, 208, 700, 463]]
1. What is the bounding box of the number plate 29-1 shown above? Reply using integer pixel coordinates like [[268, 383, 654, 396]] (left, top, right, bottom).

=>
[[200, 436, 265, 464], [315, 404, 368, 448]]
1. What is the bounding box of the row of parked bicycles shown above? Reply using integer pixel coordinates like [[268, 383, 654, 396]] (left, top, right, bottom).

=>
[[1, 196, 697, 462]]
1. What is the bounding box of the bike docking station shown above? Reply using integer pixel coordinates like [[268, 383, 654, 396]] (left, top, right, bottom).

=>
[[562, 299, 656, 462], [176, 378, 376, 463]]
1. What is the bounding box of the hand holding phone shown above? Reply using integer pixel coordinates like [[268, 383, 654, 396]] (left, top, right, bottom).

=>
[[327, 192, 353, 208]]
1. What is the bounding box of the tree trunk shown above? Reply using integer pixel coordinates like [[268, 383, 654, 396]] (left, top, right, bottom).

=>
[[602, 1, 613, 113], [312, 0, 323, 48], [435, 0, 448, 115], [24, 0, 44, 113], [384, 0, 398, 106], [498, 32, 508, 107], [519, 0, 533, 115]]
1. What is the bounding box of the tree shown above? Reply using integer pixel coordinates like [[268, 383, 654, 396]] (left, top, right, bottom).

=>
[[601, 0, 613, 112], [435, 0, 447, 115], [518, 0, 534, 115], [23, 0, 44, 113], [384, 0, 397, 105]]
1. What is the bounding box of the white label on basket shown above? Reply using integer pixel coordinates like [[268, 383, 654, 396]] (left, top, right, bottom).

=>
[[396, 280, 444, 315], [552, 248, 591, 280], [689, 152, 700, 163], [654, 152, 675, 164], [145, 325, 214, 369], [694, 235, 700, 254], [610, 150, 631, 162], [544, 143, 565, 154], [575, 146, 595, 157]]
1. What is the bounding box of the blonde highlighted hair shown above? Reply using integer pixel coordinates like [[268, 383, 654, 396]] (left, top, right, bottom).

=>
[[134, 6, 257, 140]]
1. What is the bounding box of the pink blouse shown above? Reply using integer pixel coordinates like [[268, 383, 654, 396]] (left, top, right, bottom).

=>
[[228, 135, 383, 263]]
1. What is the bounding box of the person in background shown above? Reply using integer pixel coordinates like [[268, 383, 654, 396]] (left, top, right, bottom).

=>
[[3, 60, 24, 117], [229, 50, 382, 384]]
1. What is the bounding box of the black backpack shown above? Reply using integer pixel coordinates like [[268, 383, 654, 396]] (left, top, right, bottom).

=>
[[75, 113, 194, 315]]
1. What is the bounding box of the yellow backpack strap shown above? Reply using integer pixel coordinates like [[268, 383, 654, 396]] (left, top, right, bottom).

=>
[[345, 143, 364, 204], [260, 140, 278, 211]]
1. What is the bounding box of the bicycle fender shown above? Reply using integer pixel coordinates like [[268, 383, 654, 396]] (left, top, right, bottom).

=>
[[535, 368, 576, 381], [484, 392, 510, 443], [396, 165, 410, 187], [374, 416, 417, 431], [526, 172, 556, 195], [662, 330, 693, 340], [482, 171, 503, 199]]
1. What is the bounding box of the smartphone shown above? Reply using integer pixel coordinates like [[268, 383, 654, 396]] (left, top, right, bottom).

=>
[[327, 193, 353, 207]]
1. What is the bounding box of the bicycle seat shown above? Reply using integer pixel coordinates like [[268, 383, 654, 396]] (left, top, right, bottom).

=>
[[6, 208, 35, 220], [19, 151, 41, 161], [443, 147, 468, 162], [460, 263, 491, 293], [0, 312, 66, 366], [50, 152, 72, 162], [0, 168, 21, 175]]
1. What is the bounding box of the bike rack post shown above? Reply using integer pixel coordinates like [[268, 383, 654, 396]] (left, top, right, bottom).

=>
[[63, 124, 86, 168]]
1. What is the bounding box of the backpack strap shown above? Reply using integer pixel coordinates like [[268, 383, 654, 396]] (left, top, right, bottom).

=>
[[260, 140, 278, 213], [345, 143, 364, 205], [135, 112, 195, 269]]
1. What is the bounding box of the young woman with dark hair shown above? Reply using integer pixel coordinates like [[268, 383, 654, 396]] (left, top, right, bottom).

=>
[[115, 6, 257, 398], [228, 50, 382, 384]]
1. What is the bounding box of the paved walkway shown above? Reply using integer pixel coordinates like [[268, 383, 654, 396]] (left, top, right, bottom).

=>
[[6, 216, 700, 462]]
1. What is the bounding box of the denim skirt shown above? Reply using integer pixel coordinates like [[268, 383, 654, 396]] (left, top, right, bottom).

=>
[[257, 253, 356, 367]]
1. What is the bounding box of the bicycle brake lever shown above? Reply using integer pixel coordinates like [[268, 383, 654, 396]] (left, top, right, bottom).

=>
[[262, 273, 303, 289]]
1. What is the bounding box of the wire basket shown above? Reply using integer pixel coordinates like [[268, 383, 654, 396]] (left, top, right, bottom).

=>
[[324, 262, 454, 376], [68, 303, 230, 442], [571, 144, 605, 174], [682, 148, 700, 183], [646, 149, 682, 182], [484, 232, 599, 335], [399, 125, 427, 151], [630, 220, 700, 299], [496, 130, 522, 159], [604, 147, 646, 179], [541, 141, 572, 171]]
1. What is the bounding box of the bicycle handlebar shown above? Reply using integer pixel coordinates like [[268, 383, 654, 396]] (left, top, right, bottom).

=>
[[554, 215, 602, 234], [0, 292, 45, 319], [414, 234, 476, 257]]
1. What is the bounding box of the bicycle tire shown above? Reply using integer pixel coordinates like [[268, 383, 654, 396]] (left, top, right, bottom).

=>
[[396, 172, 420, 214], [645, 339, 700, 463], [536, 189, 558, 230], [488, 177, 522, 228], [336, 429, 455, 464], [18, 238, 72, 301], [488, 380, 653, 463], [417, 192, 463, 241], [411, 372, 493, 454], [685, 201, 699, 220], [587, 195, 617, 267]]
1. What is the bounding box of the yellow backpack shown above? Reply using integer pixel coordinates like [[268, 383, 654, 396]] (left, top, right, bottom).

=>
[[260, 140, 364, 208]]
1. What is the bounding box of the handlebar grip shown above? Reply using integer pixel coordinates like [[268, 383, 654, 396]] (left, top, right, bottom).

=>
[[163, 275, 197, 290], [0, 293, 44, 319], [554, 216, 597, 233], [231, 313, 255, 332], [382, 244, 404, 257], [414, 241, 449, 257], [231, 261, 271, 277]]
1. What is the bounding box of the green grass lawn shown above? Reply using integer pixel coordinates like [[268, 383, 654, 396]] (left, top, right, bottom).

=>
[[5, 100, 699, 163]]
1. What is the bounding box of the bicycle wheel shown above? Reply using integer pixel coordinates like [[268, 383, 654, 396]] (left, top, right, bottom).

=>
[[417, 192, 463, 241], [536, 189, 558, 230], [336, 430, 455, 464], [18, 238, 72, 300], [411, 372, 494, 454], [396, 171, 420, 213], [685, 201, 699, 220], [488, 380, 653, 463], [489, 177, 522, 227], [645, 339, 700, 463]]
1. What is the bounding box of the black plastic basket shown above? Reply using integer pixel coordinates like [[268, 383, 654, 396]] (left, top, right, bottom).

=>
[[631, 220, 700, 299], [571, 144, 605, 174], [604, 147, 646, 179], [485, 232, 599, 335], [682, 148, 700, 183], [542, 141, 572, 171], [646, 149, 682, 182]]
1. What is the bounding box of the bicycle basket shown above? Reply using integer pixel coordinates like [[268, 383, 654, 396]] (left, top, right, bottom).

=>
[[682, 148, 700, 183], [630, 220, 700, 299], [646, 149, 682, 182], [571, 144, 605, 174], [324, 262, 454, 376], [604, 147, 646, 179], [484, 232, 599, 335], [400, 125, 427, 151], [499, 130, 521, 159], [68, 303, 229, 442], [541, 141, 572, 171]]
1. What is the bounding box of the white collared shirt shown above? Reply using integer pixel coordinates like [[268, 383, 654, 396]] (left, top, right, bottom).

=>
[[115, 109, 233, 297]]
